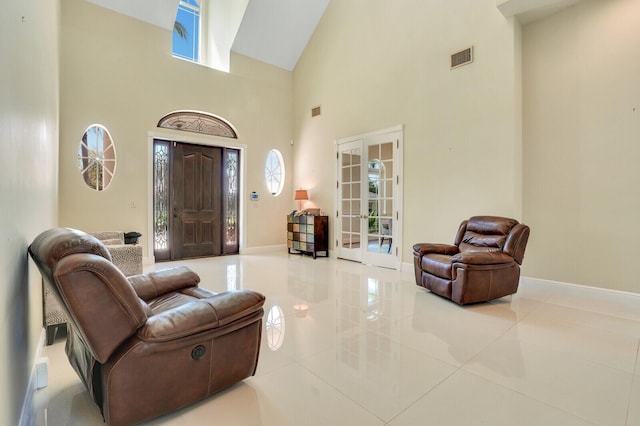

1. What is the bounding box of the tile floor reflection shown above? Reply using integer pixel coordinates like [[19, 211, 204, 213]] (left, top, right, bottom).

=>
[[34, 251, 640, 425]]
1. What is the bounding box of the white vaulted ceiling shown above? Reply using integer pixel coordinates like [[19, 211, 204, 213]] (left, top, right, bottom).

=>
[[85, 0, 329, 71], [231, 0, 330, 71], [86, 0, 180, 30], [84, 0, 583, 71]]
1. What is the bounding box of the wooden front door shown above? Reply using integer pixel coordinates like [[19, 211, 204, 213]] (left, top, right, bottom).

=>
[[172, 143, 223, 259], [153, 140, 240, 261]]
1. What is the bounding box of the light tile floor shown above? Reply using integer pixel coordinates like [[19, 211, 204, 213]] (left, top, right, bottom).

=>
[[33, 251, 640, 425]]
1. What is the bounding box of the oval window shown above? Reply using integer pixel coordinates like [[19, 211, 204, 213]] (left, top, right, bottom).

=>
[[265, 149, 285, 196], [265, 305, 285, 351], [78, 124, 116, 191]]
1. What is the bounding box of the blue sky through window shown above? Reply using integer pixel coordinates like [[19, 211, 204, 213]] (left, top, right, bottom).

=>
[[173, 0, 200, 62]]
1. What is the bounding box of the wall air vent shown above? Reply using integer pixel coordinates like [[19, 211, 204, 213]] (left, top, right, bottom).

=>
[[450, 46, 473, 69], [311, 105, 321, 118]]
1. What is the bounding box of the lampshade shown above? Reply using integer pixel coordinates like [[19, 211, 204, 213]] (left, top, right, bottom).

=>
[[294, 189, 309, 201]]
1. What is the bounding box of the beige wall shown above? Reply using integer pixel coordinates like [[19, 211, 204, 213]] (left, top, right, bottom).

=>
[[0, 0, 59, 424], [523, 0, 640, 292], [59, 0, 293, 253], [292, 0, 523, 259]]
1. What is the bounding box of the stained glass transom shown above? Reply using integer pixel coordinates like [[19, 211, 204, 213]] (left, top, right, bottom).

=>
[[158, 111, 237, 138]]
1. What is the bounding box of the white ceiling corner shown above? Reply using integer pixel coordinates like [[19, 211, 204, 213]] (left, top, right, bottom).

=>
[[497, 0, 585, 23], [231, 0, 330, 71]]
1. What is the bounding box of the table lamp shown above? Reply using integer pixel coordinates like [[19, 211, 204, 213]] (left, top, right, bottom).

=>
[[294, 189, 309, 211]]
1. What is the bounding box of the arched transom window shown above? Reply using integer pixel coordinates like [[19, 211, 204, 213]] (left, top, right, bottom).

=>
[[157, 111, 237, 138]]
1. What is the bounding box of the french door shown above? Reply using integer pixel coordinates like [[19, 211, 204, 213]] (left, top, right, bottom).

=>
[[336, 127, 403, 269], [153, 140, 240, 261]]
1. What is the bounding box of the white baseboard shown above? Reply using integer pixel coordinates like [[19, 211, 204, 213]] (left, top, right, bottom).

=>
[[520, 275, 640, 298], [19, 328, 47, 426]]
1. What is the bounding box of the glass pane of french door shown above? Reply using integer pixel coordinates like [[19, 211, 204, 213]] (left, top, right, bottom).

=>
[[338, 140, 362, 263], [366, 140, 394, 255], [363, 133, 396, 269]]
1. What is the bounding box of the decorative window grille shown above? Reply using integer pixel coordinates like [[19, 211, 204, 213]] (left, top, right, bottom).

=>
[[78, 124, 116, 191], [224, 148, 239, 252], [153, 141, 170, 252], [157, 111, 237, 138], [265, 149, 285, 196]]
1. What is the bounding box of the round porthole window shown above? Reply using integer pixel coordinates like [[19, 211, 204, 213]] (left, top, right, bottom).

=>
[[265, 149, 285, 196], [78, 124, 116, 191]]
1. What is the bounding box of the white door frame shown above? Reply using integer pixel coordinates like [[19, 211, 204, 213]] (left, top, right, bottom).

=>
[[147, 129, 248, 264]]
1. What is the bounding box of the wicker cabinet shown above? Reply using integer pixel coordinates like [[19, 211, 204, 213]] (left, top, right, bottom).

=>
[[287, 214, 329, 259]]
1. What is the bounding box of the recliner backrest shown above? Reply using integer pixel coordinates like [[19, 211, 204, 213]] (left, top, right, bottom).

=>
[[455, 216, 519, 253], [29, 228, 112, 281]]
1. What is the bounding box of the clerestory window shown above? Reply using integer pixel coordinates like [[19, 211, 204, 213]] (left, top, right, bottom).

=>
[[173, 0, 200, 62]]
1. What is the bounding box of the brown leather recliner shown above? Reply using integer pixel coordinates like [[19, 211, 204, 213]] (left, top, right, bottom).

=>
[[28, 228, 265, 426], [413, 216, 530, 305]]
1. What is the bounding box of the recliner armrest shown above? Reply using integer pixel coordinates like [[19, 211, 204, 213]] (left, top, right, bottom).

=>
[[137, 290, 265, 342], [413, 243, 459, 257], [128, 266, 201, 301], [452, 251, 514, 265]]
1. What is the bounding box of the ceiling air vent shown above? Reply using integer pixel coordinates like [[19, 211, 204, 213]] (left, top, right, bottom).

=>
[[311, 105, 321, 118], [450, 46, 473, 69]]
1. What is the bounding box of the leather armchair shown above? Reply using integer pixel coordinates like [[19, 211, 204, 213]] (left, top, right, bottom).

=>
[[29, 228, 265, 425], [413, 216, 530, 305]]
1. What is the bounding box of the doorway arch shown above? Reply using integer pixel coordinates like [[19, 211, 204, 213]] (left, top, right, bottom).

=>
[[157, 110, 238, 139]]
